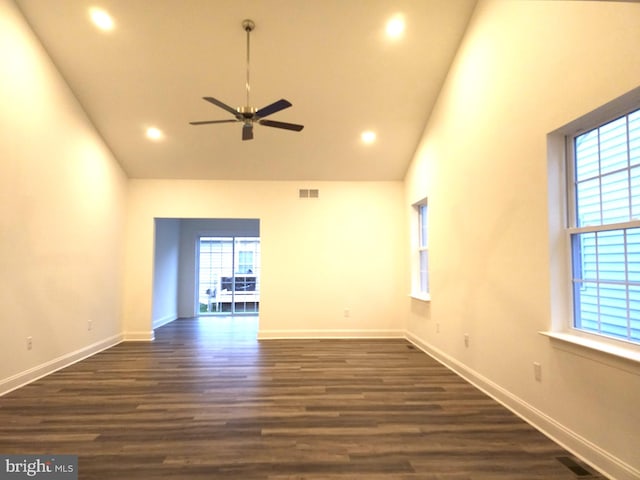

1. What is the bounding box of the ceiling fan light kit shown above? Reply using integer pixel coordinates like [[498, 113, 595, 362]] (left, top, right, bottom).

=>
[[190, 19, 304, 141]]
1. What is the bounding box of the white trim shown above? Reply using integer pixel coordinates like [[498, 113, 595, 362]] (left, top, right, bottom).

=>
[[567, 219, 640, 234], [123, 330, 155, 341], [409, 292, 431, 302], [153, 314, 177, 329], [540, 331, 640, 367], [258, 329, 404, 340], [0, 334, 123, 397], [405, 331, 640, 480]]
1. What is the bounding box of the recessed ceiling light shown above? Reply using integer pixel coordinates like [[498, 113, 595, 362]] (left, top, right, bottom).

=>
[[385, 14, 405, 39], [89, 7, 114, 31], [361, 131, 377, 144], [146, 127, 163, 141]]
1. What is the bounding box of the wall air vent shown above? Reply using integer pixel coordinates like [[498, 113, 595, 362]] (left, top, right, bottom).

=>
[[299, 189, 319, 199]]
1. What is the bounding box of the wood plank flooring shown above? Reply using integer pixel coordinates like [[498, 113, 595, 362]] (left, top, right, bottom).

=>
[[0, 317, 606, 479]]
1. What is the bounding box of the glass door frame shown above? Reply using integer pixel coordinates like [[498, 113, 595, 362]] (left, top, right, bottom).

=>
[[197, 236, 260, 315]]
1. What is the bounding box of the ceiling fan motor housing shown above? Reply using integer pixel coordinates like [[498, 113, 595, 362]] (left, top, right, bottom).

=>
[[239, 106, 256, 118]]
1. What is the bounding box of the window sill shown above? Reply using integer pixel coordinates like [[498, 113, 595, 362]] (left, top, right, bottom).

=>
[[540, 331, 640, 366], [409, 293, 431, 302]]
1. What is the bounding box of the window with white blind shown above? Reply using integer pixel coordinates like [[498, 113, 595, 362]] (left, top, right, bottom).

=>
[[568, 107, 640, 345], [412, 199, 429, 300]]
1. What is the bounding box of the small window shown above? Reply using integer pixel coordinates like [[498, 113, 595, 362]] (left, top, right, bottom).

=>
[[237, 251, 254, 274], [412, 199, 429, 299], [567, 107, 640, 344]]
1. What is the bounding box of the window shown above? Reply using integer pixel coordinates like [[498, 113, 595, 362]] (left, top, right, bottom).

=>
[[567, 107, 640, 345], [237, 251, 255, 274], [412, 199, 429, 300]]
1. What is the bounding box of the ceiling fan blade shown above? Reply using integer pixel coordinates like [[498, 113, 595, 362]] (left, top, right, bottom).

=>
[[203, 97, 240, 117], [189, 119, 239, 125], [255, 99, 292, 119], [259, 119, 304, 132], [242, 123, 254, 140]]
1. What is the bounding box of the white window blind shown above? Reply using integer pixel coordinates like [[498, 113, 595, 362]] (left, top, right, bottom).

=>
[[569, 108, 640, 344], [418, 203, 429, 295]]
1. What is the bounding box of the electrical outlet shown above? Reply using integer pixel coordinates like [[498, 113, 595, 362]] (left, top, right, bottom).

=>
[[436, 323, 440, 333], [88, 319, 93, 331], [464, 333, 470, 348], [533, 362, 542, 382], [27, 336, 32, 350], [344, 309, 350, 318]]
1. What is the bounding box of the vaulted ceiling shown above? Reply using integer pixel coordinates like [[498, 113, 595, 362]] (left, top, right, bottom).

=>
[[15, 0, 477, 181]]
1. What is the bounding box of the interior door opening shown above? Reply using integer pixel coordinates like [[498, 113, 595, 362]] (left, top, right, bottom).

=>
[[198, 236, 260, 315]]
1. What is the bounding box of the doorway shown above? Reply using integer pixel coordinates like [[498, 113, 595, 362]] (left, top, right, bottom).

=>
[[198, 236, 260, 315]]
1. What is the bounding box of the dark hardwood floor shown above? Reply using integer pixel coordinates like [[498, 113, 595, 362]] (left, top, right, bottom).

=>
[[0, 317, 605, 479]]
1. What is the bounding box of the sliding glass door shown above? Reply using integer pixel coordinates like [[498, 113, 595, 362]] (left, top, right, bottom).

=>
[[198, 236, 260, 314]]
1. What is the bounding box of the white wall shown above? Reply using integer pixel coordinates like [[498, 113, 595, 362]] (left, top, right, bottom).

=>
[[404, 1, 640, 479], [177, 218, 259, 318], [0, 0, 127, 393], [152, 219, 180, 328], [8, 0, 637, 474], [123, 180, 407, 339]]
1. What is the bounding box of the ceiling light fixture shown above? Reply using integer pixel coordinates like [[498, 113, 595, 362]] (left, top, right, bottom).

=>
[[89, 7, 114, 31], [361, 131, 377, 144], [385, 14, 405, 39], [146, 127, 163, 141]]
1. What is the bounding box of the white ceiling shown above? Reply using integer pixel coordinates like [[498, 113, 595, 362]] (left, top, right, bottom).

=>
[[15, 0, 477, 181]]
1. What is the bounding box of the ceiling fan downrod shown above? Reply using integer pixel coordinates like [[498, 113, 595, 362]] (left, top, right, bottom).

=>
[[242, 19, 255, 113]]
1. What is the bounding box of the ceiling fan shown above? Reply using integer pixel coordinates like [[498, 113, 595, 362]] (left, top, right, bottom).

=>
[[190, 19, 304, 141]]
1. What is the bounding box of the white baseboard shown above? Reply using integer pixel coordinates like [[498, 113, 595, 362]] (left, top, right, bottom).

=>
[[153, 314, 177, 329], [0, 334, 123, 397], [258, 329, 404, 340], [123, 330, 155, 341], [405, 331, 640, 480]]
